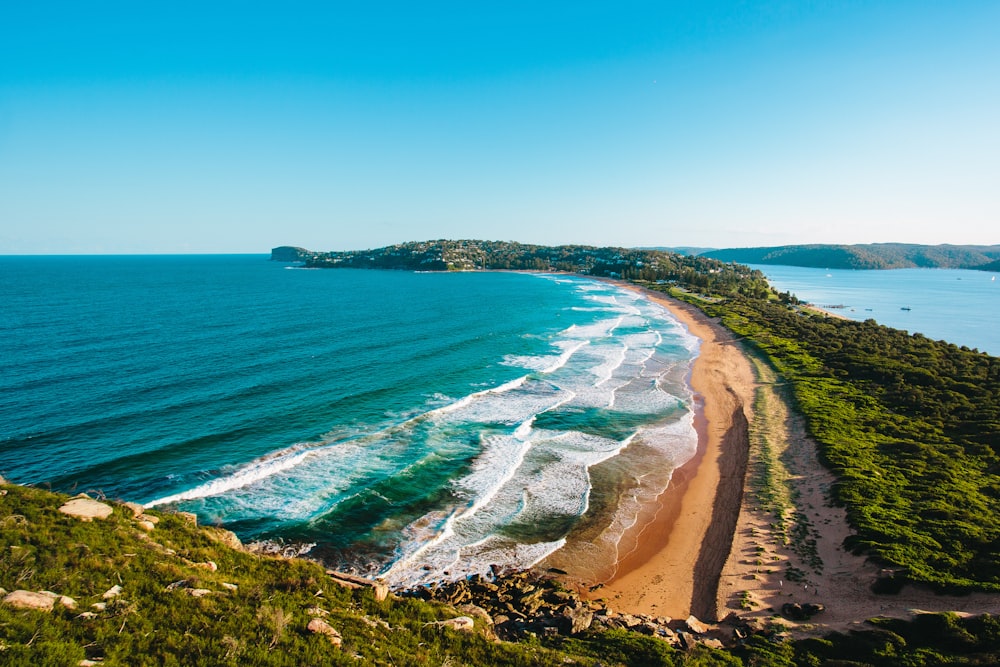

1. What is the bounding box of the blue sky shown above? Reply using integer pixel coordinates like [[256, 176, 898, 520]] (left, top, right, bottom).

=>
[[2, 2, 998, 253]]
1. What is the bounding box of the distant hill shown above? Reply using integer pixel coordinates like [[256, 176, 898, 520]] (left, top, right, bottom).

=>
[[635, 246, 717, 256], [701, 243, 1000, 270]]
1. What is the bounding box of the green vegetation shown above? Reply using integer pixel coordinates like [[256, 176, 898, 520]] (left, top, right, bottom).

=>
[[8, 483, 1000, 665], [701, 242, 1000, 270], [0, 484, 598, 666], [301, 239, 768, 289]]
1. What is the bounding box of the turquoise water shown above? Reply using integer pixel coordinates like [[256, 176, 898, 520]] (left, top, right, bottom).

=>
[[754, 265, 1000, 356], [0, 256, 698, 584]]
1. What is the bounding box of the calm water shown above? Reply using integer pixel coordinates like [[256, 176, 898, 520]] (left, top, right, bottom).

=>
[[753, 265, 1000, 356], [0, 256, 698, 584]]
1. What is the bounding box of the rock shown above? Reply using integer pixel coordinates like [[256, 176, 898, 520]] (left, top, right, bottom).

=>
[[802, 603, 825, 617], [621, 614, 643, 628], [359, 615, 391, 631], [639, 621, 661, 635], [685, 615, 709, 634], [560, 606, 594, 635], [138, 513, 160, 524], [782, 603, 804, 620], [372, 582, 389, 602], [458, 604, 494, 627], [76, 611, 98, 620], [186, 589, 212, 598], [3, 590, 55, 611], [79, 660, 102, 666], [436, 616, 475, 632], [222, 582, 238, 591], [195, 561, 218, 572], [306, 606, 330, 617], [307, 618, 342, 646], [204, 527, 243, 550], [701, 638, 725, 650], [177, 511, 198, 526], [102, 585, 123, 600], [122, 502, 145, 517], [59, 498, 113, 521], [58, 595, 78, 609], [136, 520, 155, 532], [91, 602, 107, 611]]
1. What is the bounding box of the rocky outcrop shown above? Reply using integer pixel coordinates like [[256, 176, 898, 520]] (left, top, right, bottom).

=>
[[403, 570, 728, 647]]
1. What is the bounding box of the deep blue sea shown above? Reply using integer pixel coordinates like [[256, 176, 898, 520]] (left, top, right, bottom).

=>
[[753, 265, 1000, 356], [0, 255, 698, 585]]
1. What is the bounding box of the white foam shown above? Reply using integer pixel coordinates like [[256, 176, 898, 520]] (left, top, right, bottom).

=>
[[541, 340, 588, 374], [430, 375, 528, 416], [145, 446, 314, 507]]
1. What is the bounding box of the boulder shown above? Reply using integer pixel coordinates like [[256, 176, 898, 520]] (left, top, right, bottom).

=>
[[307, 618, 342, 646], [76, 612, 98, 620], [802, 603, 825, 617], [204, 527, 243, 550], [59, 498, 113, 521], [194, 561, 218, 572], [436, 616, 475, 632], [102, 585, 123, 600], [782, 603, 806, 620], [685, 615, 709, 634], [136, 520, 155, 532], [3, 590, 55, 611], [186, 589, 212, 598], [122, 502, 145, 518], [372, 582, 389, 602], [560, 606, 594, 635]]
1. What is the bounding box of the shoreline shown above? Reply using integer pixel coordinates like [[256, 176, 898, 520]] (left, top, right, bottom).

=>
[[547, 282, 757, 621]]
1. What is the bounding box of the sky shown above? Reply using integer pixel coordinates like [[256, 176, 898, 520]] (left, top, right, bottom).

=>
[[1, 2, 998, 254]]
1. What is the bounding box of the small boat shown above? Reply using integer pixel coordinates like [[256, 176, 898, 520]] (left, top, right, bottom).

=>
[[901, 307, 911, 311]]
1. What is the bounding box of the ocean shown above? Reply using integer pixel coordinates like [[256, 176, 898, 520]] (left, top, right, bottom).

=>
[[754, 265, 1000, 357], [0, 255, 698, 586]]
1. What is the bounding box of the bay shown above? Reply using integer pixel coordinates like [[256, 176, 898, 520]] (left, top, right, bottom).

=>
[[753, 265, 1000, 356], [0, 255, 698, 583]]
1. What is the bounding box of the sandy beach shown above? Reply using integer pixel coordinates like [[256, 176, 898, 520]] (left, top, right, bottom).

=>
[[546, 283, 757, 621]]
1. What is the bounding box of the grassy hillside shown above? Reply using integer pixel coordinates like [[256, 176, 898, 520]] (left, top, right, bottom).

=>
[[0, 484, 607, 666], [5, 483, 1000, 666], [656, 284, 1000, 592]]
